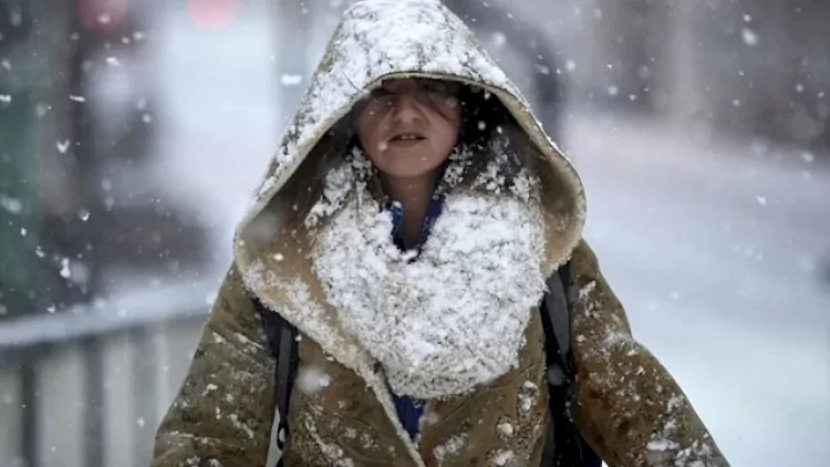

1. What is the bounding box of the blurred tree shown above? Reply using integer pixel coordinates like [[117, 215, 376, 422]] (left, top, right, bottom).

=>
[[675, 0, 830, 153], [1, 0, 209, 322], [0, 0, 40, 320], [590, 0, 658, 112], [442, 0, 566, 140]]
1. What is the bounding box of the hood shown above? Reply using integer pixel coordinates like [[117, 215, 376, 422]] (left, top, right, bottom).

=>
[[236, 0, 585, 272], [232, 0, 586, 461]]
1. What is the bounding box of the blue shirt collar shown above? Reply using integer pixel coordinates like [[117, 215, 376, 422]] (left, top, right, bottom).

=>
[[389, 195, 445, 252]]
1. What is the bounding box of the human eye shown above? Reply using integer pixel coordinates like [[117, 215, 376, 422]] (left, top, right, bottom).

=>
[[421, 81, 448, 95], [372, 87, 393, 97], [368, 88, 394, 107]]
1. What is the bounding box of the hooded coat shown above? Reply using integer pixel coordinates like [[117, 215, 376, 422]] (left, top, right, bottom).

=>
[[151, 1, 729, 466]]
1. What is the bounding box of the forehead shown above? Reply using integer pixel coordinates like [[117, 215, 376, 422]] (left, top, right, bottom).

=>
[[379, 77, 458, 91]]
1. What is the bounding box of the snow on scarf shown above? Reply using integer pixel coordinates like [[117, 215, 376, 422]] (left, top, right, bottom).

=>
[[310, 144, 547, 399]]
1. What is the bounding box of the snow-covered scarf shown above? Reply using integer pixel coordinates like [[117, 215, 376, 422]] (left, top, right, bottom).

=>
[[310, 143, 548, 399]]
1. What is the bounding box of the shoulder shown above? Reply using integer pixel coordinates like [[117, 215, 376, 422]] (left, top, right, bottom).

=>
[[565, 239, 615, 307], [569, 238, 600, 273]]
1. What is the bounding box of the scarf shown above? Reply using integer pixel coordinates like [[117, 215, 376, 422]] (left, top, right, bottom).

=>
[[310, 144, 547, 399]]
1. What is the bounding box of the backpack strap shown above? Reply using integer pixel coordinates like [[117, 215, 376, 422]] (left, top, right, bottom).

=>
[[255, 300, 298, 465], [540, 262, 602, 467]]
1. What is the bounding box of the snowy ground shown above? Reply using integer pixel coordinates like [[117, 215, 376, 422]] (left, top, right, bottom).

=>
[[145, 6, 829, 466]]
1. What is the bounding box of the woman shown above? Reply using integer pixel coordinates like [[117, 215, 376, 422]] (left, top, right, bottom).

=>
[[152, 1, 728, 466]]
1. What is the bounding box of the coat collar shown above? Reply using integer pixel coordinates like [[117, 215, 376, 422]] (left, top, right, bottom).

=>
[[389, 194, 445, 252]]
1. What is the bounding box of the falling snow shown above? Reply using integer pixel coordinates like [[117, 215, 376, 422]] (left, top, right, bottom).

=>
[[59, 258, 72, 279], [741, 28, 759, 46], [0, 195, 22, 214], [280, 74, 303, 86]]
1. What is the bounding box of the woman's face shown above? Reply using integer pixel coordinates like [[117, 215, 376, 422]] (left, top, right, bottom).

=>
[[356, 78, 461, 179]]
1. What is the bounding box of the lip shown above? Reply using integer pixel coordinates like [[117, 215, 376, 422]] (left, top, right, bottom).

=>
[[388, 138, 425, 148], [387, 130, 427, 144]]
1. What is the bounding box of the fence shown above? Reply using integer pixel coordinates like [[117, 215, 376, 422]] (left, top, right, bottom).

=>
[[0, 280, 214, 467]]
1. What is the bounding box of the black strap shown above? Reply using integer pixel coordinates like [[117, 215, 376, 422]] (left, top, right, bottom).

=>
[[256, 300, 298, 463], [540, 263, 602, 467]]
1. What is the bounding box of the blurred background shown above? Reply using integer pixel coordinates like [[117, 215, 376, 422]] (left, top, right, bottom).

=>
[[0, 0, 828, 466]]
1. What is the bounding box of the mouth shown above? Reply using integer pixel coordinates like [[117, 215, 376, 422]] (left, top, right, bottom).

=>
[[388, 132, 427, 145]]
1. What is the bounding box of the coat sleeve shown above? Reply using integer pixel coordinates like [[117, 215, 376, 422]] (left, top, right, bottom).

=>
[[151, 265, 277, 467], [568, 240, 729, 467]]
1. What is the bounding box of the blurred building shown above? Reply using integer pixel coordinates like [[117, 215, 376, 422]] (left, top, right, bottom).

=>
[[548, 0, 829, 155], [1, 0, 209, 466]]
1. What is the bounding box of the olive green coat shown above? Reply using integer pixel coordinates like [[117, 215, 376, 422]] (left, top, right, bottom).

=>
[[152, 241, 727, 466], [152, 1, 728, 465]]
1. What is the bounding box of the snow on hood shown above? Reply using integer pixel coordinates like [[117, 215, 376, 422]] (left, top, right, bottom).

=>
[[238, 0, 583, 230], [231, 0, 586, 457]]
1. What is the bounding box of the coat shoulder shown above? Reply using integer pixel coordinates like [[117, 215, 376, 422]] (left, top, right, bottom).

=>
[[151, 265, 277, 467], [567, 239, 730, 466]]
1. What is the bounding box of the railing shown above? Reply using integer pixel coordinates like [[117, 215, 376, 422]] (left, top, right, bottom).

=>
[[0, 279, 216, 467]]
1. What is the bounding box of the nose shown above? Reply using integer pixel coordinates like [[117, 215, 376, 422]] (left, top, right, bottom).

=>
[[391, 92, 423, 124]]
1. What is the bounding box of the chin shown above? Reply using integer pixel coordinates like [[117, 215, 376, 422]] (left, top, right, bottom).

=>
[[382, 159, 446, 178], [381, 167, 437, 179]]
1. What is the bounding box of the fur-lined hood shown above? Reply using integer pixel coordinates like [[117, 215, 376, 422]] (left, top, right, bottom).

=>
[[230, 0, 582, 445], [231, 2, 586, 456], [234, 0, 585, 344]]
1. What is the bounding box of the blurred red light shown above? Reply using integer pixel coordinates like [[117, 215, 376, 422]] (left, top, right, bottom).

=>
[[77, 0, 128, 32], [187, 0, 242, 30]]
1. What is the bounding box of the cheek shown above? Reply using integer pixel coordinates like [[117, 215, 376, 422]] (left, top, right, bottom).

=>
[[356, 109, 372, 142], [440, 106, 462, 142], [357, 112, 379, 145], [438, 112, 462, 147], [427, 124, 459, 165], [436, 97, 461, 122], [357, 114, 387, 166]]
